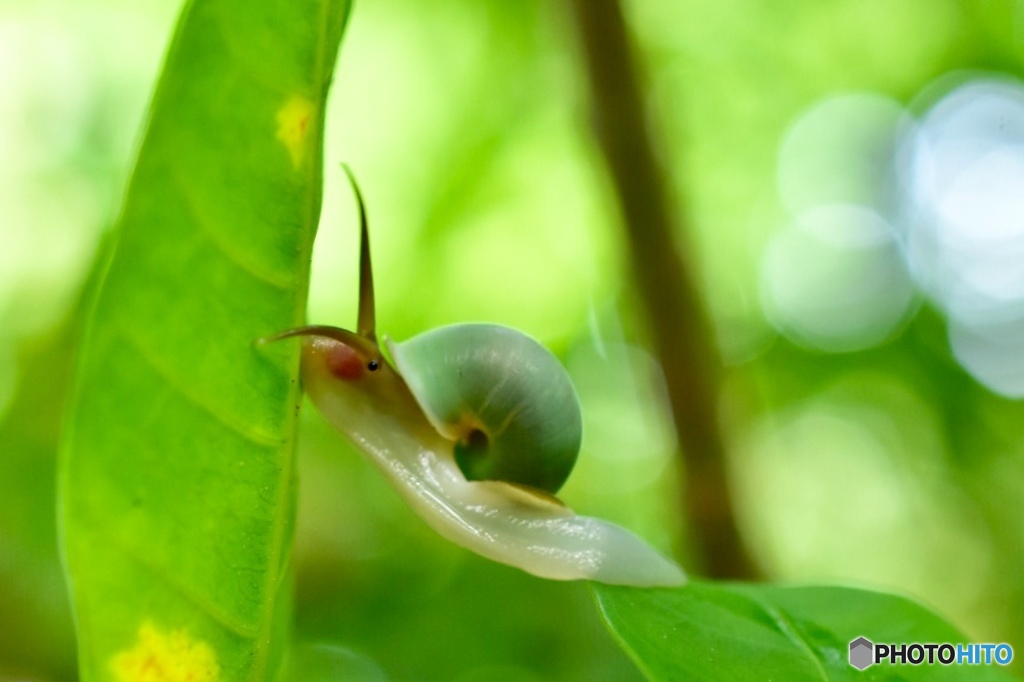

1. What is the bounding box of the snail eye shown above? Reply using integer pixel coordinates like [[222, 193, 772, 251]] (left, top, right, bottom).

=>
[[367, 360, 379, 372]]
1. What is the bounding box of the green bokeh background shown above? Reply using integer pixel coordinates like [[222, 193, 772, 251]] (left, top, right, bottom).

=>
[[2, 0, 1022, 679]]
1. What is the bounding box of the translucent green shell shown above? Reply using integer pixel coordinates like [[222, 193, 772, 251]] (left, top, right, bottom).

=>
[[389, 324, 582, 494]]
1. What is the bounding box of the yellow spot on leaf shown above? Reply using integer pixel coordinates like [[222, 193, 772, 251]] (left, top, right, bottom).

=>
[[111, 622, 220, 682], [275, 95, 316, 169]]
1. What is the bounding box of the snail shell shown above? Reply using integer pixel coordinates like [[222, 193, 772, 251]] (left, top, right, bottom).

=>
[[389, 323, 581, 494]]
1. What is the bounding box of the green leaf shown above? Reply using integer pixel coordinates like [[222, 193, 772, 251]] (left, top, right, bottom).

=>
[[59, 0, 351, 679], [594, 581, 1019, 681]]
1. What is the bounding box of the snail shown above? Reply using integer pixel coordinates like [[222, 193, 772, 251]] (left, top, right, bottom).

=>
[[263, 167, 685, 587]]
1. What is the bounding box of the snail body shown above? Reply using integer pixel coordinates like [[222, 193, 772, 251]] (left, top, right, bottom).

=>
[[267, 168, 685, 587]]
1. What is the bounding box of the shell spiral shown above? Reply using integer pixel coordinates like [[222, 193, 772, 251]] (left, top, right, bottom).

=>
[[388, 323, 582, 493]]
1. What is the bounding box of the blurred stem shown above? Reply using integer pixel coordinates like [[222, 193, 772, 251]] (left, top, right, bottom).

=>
[[566, 0, 758, 579]]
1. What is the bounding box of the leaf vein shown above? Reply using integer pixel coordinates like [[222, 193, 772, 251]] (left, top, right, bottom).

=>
[[744, 592, 830, 682], [171, 165, 295, 291], [105, 528, 260, 639], [118, 327, 286, 449]]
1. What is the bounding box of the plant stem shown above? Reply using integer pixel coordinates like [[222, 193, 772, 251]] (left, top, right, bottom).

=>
[[566, 0, 758, 579]]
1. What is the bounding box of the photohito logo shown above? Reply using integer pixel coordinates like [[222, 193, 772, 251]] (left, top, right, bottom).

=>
[[849, 636, 1013, 670]]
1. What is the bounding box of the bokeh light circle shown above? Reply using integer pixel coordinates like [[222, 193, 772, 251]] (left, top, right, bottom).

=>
[[903, 75, 1024, 396], [761, 204, 915, 352]]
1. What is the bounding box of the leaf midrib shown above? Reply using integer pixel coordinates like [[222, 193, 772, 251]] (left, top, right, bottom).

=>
[[593, 585, 836, 682], [739, 590, 830, 682], [247, 0, 345, 678]]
